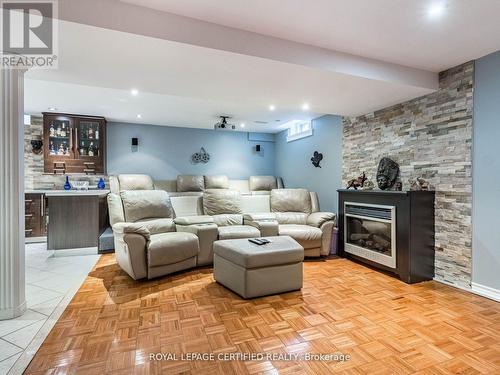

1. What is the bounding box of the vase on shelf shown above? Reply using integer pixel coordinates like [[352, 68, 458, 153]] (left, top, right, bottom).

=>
[[97, 178, 105, 190], [64, 176, 72, 190]]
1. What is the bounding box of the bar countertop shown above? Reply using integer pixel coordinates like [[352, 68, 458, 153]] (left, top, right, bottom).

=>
[[26, 190, 110, 197]]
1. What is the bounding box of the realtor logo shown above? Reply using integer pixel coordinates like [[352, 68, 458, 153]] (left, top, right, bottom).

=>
[[1, 0, 58, 68]]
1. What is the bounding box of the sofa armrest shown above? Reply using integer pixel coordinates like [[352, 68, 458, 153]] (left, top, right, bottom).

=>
[[243, 213, 276, 221], [112, 223, 149, 280], [307, 212, 336, 228], [320, 221, 335, 256], [112, 222, 150, 239], [243, 214, 279, 237], [174, 215, 214, 226], [176, 223, 218, 266]]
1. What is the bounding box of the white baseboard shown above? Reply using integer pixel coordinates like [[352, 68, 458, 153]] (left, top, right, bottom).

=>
[[434, 278, 500, 303], [50, 247, 98, 257], [433, 277, 472, 291], [471, 282, 500, 302]]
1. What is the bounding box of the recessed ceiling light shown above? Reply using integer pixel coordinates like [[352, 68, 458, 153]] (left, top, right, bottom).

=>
[[137, 114, 142, 119], [240, 123, 245, 128], [131, 89, 139, 96], [48, 107, 57, 111], [428, 2, 446, 18], [269, 105, 275, 111], [302, 103, 310, 111]]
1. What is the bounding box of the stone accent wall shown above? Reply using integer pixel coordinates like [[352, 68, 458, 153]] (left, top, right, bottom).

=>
[[24, 115, 107, 190], [342, 62, 474, 288]]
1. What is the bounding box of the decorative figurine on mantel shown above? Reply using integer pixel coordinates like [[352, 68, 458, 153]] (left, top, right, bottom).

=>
[[409, 177, 430, 191], [362, 179, 375, 190], [346, 172, 367, 190], [394, 180, 403, 191], [376, 157, 400, 190]]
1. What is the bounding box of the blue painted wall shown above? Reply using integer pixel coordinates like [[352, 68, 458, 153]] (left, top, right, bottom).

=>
[[473, 51, 500, 291], [274, 115, 343, 212], [107, 122, 275, 180]]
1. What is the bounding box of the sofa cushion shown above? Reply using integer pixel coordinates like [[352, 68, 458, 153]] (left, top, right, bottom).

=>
[[204, 175, 229, 189], [203, 189, 242, 215], [278, 224, 322, 249], [136, 218, 176, 234], [241, 195, 271, 213], [249, 176, 277, 191], [218, 225, 260, 240], [212, 214, 244, 226], [171, 196, 203, 217], [121, 190, 174, 222], [271, 189, 312, 214], [147, 232, 199, 267], [275, 212, 308, 225], [118, 174, 154, 191], [177, 175, 205, 192]]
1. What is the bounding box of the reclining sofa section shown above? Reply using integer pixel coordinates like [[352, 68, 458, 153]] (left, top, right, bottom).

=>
[[107, 174, 336, 280]]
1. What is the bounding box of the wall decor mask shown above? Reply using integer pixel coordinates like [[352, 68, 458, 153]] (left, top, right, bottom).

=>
[[311, 151, 323, 168], [191, 147, 210, 164], [376, 157, 400, 190]]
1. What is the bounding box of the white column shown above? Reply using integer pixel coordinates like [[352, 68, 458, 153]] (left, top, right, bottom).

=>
[[0, 68, 26, 320]]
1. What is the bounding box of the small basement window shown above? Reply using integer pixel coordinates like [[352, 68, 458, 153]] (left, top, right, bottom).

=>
[[286, 120, 313, 142]]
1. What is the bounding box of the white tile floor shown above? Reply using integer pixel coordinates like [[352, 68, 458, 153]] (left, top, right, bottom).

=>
[[0, 243, 100, 375]]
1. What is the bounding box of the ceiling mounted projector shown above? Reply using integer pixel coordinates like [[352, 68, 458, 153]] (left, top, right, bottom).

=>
[[214, 116, 236, 130]]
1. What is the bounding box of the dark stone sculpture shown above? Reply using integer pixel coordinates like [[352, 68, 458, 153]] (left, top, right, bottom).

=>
[[376, 157, 399, 190], [347, 172, 367, 190], [311, 151, 323, 168]]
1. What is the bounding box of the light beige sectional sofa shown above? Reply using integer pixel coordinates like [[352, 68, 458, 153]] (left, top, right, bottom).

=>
[[107, 174, 336, 280]]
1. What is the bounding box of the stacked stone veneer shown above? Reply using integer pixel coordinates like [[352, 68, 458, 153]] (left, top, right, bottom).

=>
[[342, 62, 473, 288], [24, 115, 107, 190]]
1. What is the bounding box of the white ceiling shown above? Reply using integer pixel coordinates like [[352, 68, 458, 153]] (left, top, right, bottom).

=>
[[25, 21, 434, 132], [121, 0, 500, 72], [25, 0, 500, 132]]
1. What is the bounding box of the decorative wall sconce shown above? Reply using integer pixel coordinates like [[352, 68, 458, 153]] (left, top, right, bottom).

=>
[[31, 139, 43, 154], [131, 137, 139, 153], [311, 151, 323, 168], [191, 147, 210, 164]]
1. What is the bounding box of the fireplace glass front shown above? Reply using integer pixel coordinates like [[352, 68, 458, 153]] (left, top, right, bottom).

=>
[[344, 202, 396, 268]]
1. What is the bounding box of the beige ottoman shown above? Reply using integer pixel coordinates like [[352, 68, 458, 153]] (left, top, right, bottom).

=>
[[213, 236, 304, 299]]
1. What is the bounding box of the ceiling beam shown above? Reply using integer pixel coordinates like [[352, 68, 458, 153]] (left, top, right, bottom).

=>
[[58, 0, 438, 90]]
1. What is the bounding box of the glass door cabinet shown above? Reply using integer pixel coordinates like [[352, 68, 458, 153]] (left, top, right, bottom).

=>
[[43, 113, 106, 174]]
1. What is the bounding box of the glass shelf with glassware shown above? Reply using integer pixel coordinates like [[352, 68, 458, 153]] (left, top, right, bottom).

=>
[[43, 113, 106, 174]]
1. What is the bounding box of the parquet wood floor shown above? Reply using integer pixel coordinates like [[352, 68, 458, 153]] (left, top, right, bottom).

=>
[[25, 255, 500, 374]]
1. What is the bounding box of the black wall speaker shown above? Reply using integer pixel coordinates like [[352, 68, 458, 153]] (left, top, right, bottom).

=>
[[256, 144, 261, 152], [131, 137, 138, 146]]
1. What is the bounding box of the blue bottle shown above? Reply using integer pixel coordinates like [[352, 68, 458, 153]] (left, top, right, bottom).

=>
[[97, 178, 105, 190], [63, 176, 71, 190]]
